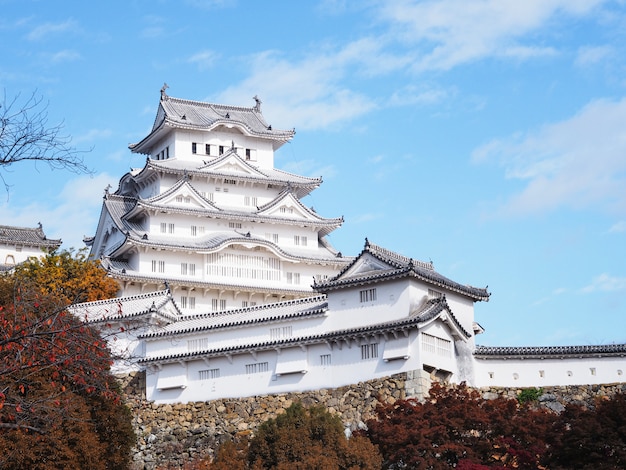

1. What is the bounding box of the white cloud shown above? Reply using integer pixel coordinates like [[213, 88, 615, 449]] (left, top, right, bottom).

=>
[[215, 48, 379, 130], [575, 45, 613, 67], [187, 50, 219, 70], [48, 49, 81, 63], [473, 97, 626, 216], [376, 0, 605, 71], [581, 273, 626, 293], [73, 128, 112, 144], [0, 173, 117, 251], [608, 221, 626, 233], [27, 19, 79, 41]]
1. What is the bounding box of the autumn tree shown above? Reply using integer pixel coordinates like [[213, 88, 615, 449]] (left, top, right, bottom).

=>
[[0, 90, 91, 193], [202, 402, 382, 470], [364, 382, 555, 469], [543, 392, 626, 469], [0, 250, 133, 469]]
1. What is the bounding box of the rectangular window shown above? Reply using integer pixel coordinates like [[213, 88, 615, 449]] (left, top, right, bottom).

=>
[[294, 235, 300, 246], [168, 223, 175, 234], [160, 222, 167, 233], [320, 354, 331, 366], [205, 144, 211, 155], [212, 299, 227, 311], [228, 222, 242, 229], [421, 333, 452, 358], [270, 326, 293, 340], [191, 226, 197, 236], [219, 145, 224, 155], [189, 264, 196, 276], [245, 148, 251, 159], [286, 272, 300, 285], [359, 288, 377, 303], [192, 142, 197, 154], [245, 362, 269, 374], [199, 369, 220, 380], [224, 179, 236, 185], [180, 296, 187, 308], [242, 301, 248, 308], [265, 233, 279, 244], [302, 236, 308, 247], [244, 196, 258, 206], [166, 146, 169, 158], [181, 263, 188, 275], [151, 260, 157, 272], [361, 343, 379, 360], [188, 338, 208, 352]]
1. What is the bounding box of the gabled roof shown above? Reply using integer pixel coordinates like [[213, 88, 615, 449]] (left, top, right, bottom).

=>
[[128, 155, 322, 198], [0, 224, 61, 249], [139, 296, 468, 365], [474, 343, 626, 359], [69, 289, 181, 324], [129, 88, 295, 155], [314, 239, 490, 302], [140, 295, 329, 339]]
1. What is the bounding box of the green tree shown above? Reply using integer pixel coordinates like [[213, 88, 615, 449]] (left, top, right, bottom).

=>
[[205, 402, 381, 470]]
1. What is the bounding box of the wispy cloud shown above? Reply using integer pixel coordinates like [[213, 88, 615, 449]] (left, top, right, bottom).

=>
[[48, 49, 81, 64], [608, 221, 626, 233], [581, 273, 626, 293], [73, 128, 113, 144], [473, 97, 626, 216], [376, 0, 605, 71], [187, 50, 219, 70], [575, 45, 613, 67], [27, 19, 79, 41]]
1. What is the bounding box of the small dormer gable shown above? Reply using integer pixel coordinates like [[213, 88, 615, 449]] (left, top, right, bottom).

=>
[[257, 191, 319, 221], [341, 252, 395, 278], [145, 179, 220, 212], [198, 145, 267, 178]]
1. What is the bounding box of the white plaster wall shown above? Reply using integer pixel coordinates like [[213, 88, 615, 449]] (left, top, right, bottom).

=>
[[0, 244, 46, 266], [474, 356, 626, 388], [145, 331, 426, 404]]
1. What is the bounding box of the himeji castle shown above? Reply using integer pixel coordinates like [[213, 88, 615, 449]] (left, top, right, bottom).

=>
[[75, 86, 626, 404]]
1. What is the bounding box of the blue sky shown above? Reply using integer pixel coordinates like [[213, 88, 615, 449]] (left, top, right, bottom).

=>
[[1, 0, 625, 347]]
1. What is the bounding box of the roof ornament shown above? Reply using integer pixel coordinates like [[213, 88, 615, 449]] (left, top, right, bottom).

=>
[[253, 95, 262, 112], [231, 140, 235, 150], [364, 237, 370, 248], [267, 125, 272, 130], [225, 112, 230, 118], [160, 83, 169, 100], [104, 184, 112, 196]]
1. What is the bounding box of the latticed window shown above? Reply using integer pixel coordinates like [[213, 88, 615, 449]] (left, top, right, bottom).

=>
[[361, 343, 379, 360], [360, 288, 377, 303], [199, 369, 220, 380], [320, 354, 331, 366], [422, 333, 452, 358], [245, 362, 269, 374], [188, 338, 208, 352]]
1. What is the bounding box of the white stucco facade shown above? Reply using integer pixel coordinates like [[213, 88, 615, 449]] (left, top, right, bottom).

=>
[[76, 89, 626, 403]]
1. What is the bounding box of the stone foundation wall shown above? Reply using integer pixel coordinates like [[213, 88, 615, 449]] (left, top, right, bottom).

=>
[[119, 372, 626, 470]]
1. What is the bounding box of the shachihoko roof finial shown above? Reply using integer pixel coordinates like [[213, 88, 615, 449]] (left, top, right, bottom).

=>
[[253, 95, 262, 112], [160, 83, 169, 99]]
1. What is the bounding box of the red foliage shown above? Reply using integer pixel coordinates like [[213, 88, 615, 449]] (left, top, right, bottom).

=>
[[364, 382, 554, 469]]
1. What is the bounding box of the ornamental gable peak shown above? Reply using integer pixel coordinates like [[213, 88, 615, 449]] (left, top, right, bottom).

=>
[[199, 147, 268, 178], [144, 178, 220, 213]]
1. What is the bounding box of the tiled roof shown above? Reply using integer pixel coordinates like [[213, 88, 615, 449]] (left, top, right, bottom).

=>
[[130, 92, 295, 155], [474, 343, 626, 359], [315, 239, 490, 301], [0, 224, 61, 248], [140, 296, 466, 364], [140, 295, 329, 338], [69, 289, 181, 324], [139, 157, 322, 194]]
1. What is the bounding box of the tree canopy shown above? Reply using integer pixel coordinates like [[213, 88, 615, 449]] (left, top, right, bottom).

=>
[[0, 250, 133, 469]]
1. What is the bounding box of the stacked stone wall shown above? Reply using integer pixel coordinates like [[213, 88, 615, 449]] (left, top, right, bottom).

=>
[[119, 372, 626, 470]]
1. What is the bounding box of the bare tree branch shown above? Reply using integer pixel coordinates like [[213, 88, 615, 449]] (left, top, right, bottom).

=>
[[0, 89, 93, 194]]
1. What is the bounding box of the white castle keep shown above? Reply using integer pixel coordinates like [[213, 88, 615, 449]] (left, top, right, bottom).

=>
[[69, 87, 625, 404]]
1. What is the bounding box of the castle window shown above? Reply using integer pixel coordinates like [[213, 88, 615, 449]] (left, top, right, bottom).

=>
[[422, 333, 451, 358], [359, 288, 377, 303], [228, 222, 242, 229], [205, 144, 211, 155], [192, 142, 197, 154], [188, 338, 208, 352], [245, 148, 251, 159], [5, 255, 15, 265], [166, 146, 169, 158], [265, 233, 279, 244], [160, 223, 167, 233], [245, 362, 269, 374], [286, 272, 301, 285], [320, 354, 331, 366], [180, 296, 195, 309], [219, 145, 224, 155], [361, 343, 379, 360], [191, 225, 197, 236], [168, 223, 175, 234], [244, 196, 258, 206], [270, 326, 293, 340], [151, 260, 165, 273], [224, 179, 236, 185], [211, 299, 227, 311], [199, 369, 220, 380]]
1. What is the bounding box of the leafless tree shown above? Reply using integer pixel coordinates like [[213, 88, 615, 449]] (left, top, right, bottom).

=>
[[0, 90, 92, 193]]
